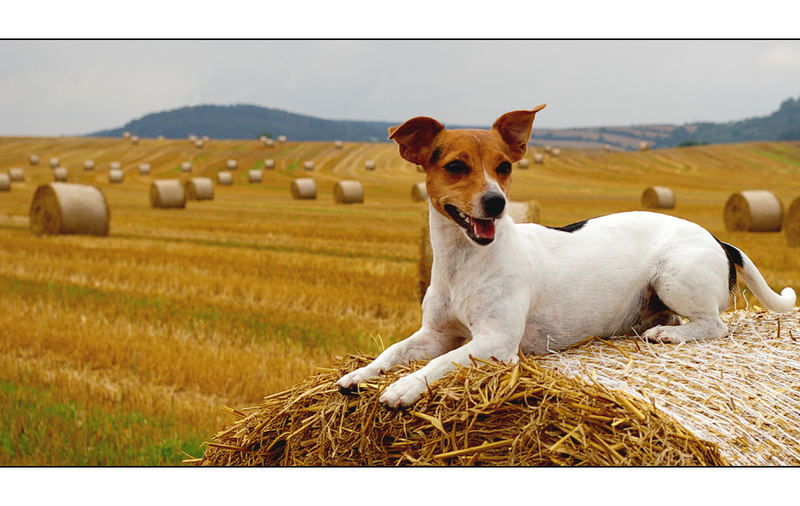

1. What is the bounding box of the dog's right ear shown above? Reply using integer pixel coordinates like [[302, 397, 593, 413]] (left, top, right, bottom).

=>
[[388, 117, 444, 166]]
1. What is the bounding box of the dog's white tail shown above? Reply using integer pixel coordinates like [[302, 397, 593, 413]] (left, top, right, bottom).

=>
[[732, 246, 796, 312]]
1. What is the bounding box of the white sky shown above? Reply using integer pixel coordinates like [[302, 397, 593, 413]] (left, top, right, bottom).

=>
[[2, 3, 800, 137]]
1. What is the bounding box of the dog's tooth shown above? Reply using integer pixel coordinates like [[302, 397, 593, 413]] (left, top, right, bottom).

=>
[[459, 212, 466, 218]]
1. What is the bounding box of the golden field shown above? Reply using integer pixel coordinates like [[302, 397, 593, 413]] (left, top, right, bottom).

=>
[[1, 135, 799, 465]]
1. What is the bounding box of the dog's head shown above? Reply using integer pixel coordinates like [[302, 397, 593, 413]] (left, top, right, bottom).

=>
[[389, 105, 545, 245]]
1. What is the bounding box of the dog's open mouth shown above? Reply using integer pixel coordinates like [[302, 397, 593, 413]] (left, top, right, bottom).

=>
[[444, 204, 496, 245]]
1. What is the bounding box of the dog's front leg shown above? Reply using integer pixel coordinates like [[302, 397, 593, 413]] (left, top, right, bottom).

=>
[[335, 326, 463, 393]]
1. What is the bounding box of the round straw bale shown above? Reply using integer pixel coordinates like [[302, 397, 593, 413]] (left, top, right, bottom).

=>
[[150, 179, 186, 208], [278, 135, 287, 142], [49, 157, 60, 168], [544, 145, 552, 153], [518, 158, 530, 169], [109, 161, 121, 171], [533, 153, 544, 164], [603, 144, 611, 152], [248, 169, 263, 183], [265, 138, 274, 147], [123, 131, 131, 139], [157, 135, 164, 141], [188, 134, 197, 141], [227, 159, 238, 170], [335, 140, 343, 149], [507, 200, 541, 224], [724, 190, 783, 232], [0, 174, 10, 191], [181, 161, 192, 172], [641, 186, 675, 209], [195, 140, 204, 149], [138, 163, 151, 175], [291, 178, 316, 199], [29, 183, 109, 236], [53, 167, 68, 182], [639, 141, 650, 152], [786, 197, 800, 247], [185, 177, 214, 201], [29, 154, 39, 165], [303, 161, 314, 171], [411, 181, 428, 202], [259, 136, 267, 143], [82, 159, 94, 171], [264, 159, 275, 169], [365, 160, 376, 171], [334, 180, 364, 204], [108, 169, 123, 183], [131, 135, 139, 145], [552, 148, 561, 157], [9, 168, 24, 182], [202, 135, 209, 141], [217, 171, 233, 185]]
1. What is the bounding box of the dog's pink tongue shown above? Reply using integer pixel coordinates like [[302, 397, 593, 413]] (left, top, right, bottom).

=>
[[472, 218, 495, 239]]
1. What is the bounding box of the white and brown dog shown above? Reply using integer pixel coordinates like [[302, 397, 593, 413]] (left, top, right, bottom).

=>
[[336, 105, 797, 408]]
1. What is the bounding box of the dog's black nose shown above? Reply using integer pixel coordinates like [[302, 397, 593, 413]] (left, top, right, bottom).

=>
[[482, 193, 506, 217]]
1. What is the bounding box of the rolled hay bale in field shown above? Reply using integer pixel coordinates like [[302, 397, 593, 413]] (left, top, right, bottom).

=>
[[52, 167, 68, 182], [365, 160, 376, 171], [181, 161, 192, 173], [109, 161, 121, 171], [544, 145, 552, 153], [185, 177, 214, 201], [507, 200, 541, 224], [259, 136, 267, 143], [248, 169, 263, 183], [0, 173, 10, 191], [784, 197, 800, 247], [265, 138, 274, 147], [9, 168, 24, 182], [202, 135, 210, 142], [290, 178, 316, 199], [639, 141, 650, 152], [334, 180, 364, 204], [29, 154, 39, 165], [533, 153, 544, 164], [138, 163, 151, 175], [195, 140, 204, 149], [149, 179, 186, 208], [49, 157, 60, 169], [29, 183, 109, 236], [131, 135, 139, 145], [188, 134, 198, 142], [123, 131, 131, 139], [278, 135, 287, 142], [641, 186, 675, 209], [518, 158, 530, 169], [264, 159, 275, 169], [226, 159, 238, 170], [217, 171, 233, 186], [334, 140, 343, 149], [723, 190, 783, 232], [157, 135, 165, 141], [552, 148, 561, 157], [603, 144, 612, 152], [411, 181, 428, 202], [303, 161, 315, 171], [108, 169, 123, 183]]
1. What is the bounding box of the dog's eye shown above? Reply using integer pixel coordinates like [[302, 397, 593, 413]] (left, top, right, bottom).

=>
[[497, 161, 512, 176], [444, 161, 469, 175]]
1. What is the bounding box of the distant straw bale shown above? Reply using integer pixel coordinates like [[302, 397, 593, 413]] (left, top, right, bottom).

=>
[[138, 163, 151, 175], [181, 162, 192, 173], [0, 174, 10, 191], [109, 161, 121, 171], [552, 148, 561, 157], [195, 140, 204, 149], [785, 197, 800, 247], [29, 154, 39, 165], [53, 167, 68, 182], [603, 144, 611, 152], [641, 186, 675, 209], [265, 138, 274, 147], [335, 141, 343, 149], [259, 136, 267, 143], [248, 169, 263, 183], [108, 169, 123, 183], [149, 179, 186, 208], [544, 145, 552, 153], [202, 136, 210, 142], [217, 171, 233, 186], [123, 131, 131, 139], [9, 168, 24, 182], [639, 141, 650, 152], [365, 160, 376, 171], [185, 177, 214, 201], [157, 135, 165, 141], [83, 160, 95, 171], [278, 135, 287, 142], [533, 153, 544, 164], [303, 161, 314, 171], [49, 157, 60, 168], [333, 180, 364, 204], [188, 134, 198, 141], [507, 200, 541, 224], [131, 135, 139, 145], [518, 158, 530, 169], [724, 190, 783, 232], [227, 159, 238, 170], [290, 178, 316, 199], [264, 159, 275, 169], [29, 183, 109, 236], [411, 182, 427, 202]]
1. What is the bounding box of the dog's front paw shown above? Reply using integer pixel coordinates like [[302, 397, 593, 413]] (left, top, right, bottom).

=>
[[643, 325, 684, 344], [379, 375, 428, 409], [335, 365, 381, 394]]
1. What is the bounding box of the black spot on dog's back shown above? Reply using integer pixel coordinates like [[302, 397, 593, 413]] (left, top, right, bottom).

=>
[[715, 238, 743, 291], [548, 219, 588, 233]]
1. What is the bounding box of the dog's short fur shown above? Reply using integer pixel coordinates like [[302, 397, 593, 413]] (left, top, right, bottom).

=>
[[336, 106, 797, 408]]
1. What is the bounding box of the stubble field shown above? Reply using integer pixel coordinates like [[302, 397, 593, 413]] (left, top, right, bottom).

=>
[[1, 135, 798, 465]]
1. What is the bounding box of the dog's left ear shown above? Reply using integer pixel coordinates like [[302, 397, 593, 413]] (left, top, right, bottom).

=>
[[388, 116, 444, 166], [492, 104, 546, 161]]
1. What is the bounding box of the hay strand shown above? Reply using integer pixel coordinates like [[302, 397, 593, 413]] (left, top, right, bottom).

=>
[[290, 178, 316, 200], [641, 186, 675, 209], [29, 183, 109, 236], [149, 179, 186, 208], [185, 177, 214, 201], [785, 197, 800, 247], [333, 180, 364, 204], [724, 190, 783, 232]]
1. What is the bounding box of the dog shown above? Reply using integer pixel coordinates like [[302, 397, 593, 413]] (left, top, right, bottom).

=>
[[336, 105, 797, 408]]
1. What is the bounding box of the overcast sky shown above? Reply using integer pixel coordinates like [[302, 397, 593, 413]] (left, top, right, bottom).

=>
[[2, 39, 800, 137]]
